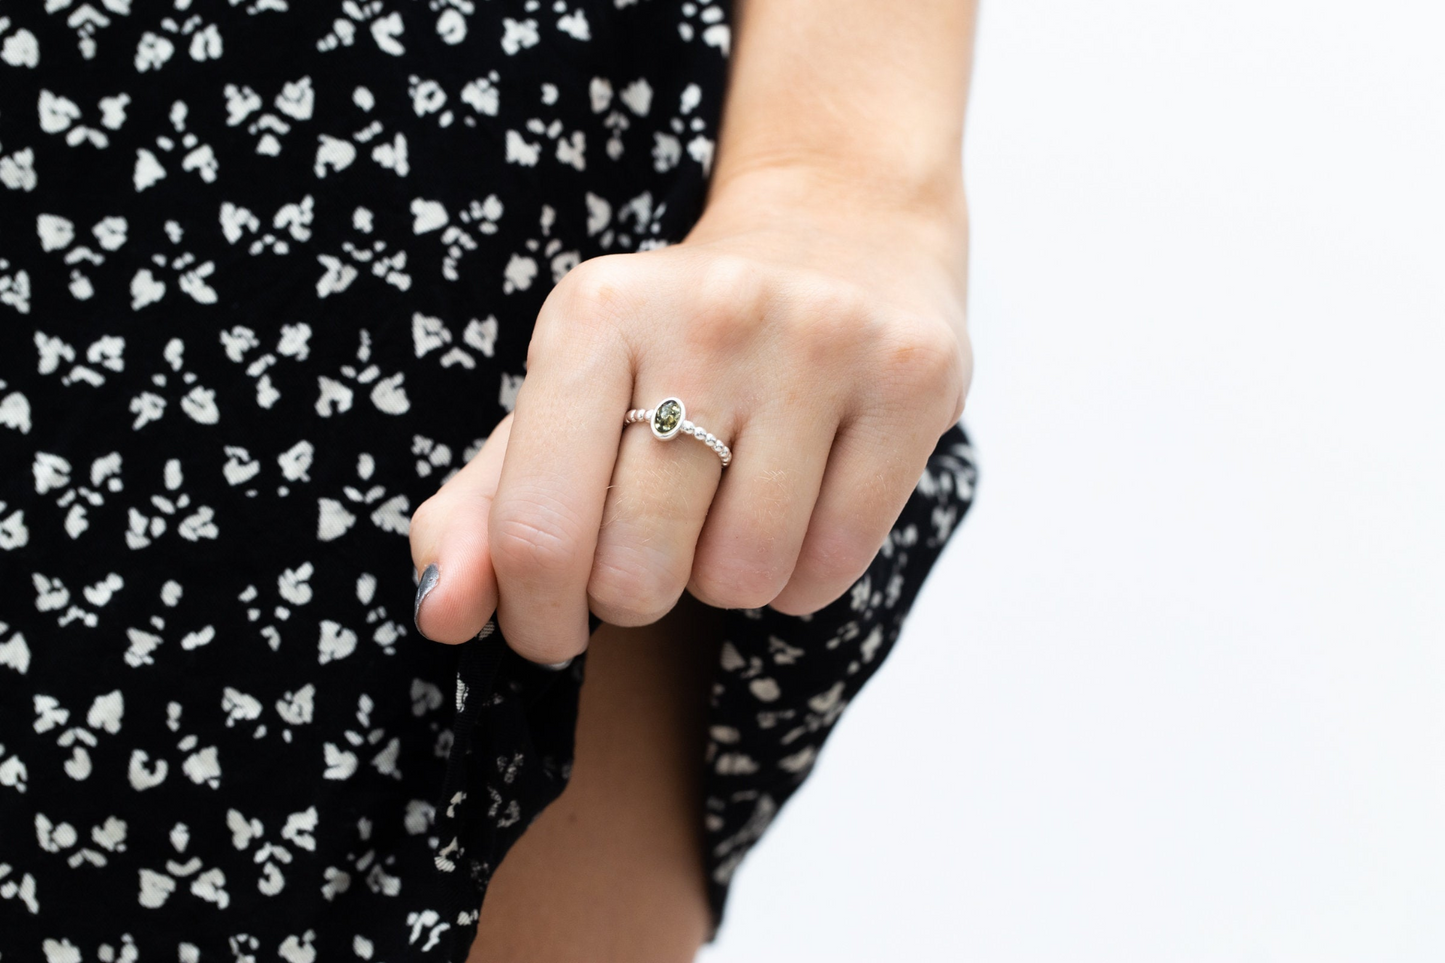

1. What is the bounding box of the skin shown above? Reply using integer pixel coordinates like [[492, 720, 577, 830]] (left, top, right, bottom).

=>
[[468, 595, 721, 963], [409, 0, 979, 957]]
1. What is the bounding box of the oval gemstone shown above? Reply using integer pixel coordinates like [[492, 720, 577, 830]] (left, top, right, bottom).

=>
[[653, 400, 682, 434]]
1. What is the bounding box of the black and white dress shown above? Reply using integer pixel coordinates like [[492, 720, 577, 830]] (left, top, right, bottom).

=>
[[0, 2, 977, 959]]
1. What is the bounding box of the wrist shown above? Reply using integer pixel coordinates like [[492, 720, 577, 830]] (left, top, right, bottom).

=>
[[701, 159, 965, 233], [685, 162, 969, 301]]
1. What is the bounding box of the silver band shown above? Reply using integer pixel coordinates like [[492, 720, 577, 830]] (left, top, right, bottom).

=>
[[624, 396, 732, 467]]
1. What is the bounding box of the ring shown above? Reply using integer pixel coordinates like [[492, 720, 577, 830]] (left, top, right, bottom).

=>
[[624, 396, 732, 467]]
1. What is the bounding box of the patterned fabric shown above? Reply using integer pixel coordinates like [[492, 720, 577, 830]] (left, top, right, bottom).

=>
[[0, 2, 976, 959]]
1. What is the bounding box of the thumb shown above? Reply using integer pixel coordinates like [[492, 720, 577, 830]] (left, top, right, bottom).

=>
[[409, 413, 512, 644]]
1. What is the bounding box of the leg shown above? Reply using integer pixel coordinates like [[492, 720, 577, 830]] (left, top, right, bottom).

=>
[[467, 592, 723, 963]]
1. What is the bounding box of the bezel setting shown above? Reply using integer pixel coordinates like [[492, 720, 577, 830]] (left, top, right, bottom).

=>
[[624, 396, 730, 466], [650, 397, 685, 440]]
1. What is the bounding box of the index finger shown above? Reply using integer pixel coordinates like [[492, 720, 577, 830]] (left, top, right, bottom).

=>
[[488, 259, 639, 664]]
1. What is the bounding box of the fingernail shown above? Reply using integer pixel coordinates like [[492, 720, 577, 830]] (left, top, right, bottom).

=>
[[413, 563, 439, 640], [539, 658, 573, 671]]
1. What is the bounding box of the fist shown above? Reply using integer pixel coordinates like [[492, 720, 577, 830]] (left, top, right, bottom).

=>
[[410, 192, 971, 665]]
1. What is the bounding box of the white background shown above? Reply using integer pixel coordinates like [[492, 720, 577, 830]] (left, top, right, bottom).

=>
[[701, 1, 1445, 960]]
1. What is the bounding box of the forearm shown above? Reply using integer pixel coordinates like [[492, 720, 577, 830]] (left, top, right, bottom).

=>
[[689, 0, 978, 325], [708, 0, 978, 213], [468, 604, 720, 962]]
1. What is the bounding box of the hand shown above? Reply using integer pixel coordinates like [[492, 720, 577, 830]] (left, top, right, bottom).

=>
[[408, 166, 972, 664]]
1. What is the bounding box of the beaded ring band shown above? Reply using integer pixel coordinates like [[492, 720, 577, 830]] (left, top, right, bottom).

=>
[[624, 396, 732, 467]]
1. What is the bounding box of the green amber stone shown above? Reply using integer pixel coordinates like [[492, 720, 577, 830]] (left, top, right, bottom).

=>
[[653, 400, 682, 435]]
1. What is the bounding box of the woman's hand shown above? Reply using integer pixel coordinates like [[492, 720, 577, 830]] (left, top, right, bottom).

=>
[[408, 164, 972, 665]]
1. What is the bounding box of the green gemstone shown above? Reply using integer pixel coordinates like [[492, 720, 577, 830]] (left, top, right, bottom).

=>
[[653, 400, 682, 434]]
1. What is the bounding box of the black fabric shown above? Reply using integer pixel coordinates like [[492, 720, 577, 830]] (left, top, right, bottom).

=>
[[0, 2, 976, 958]]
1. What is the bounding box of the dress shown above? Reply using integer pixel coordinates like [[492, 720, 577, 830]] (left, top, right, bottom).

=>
[[0, 2, 977, 959]]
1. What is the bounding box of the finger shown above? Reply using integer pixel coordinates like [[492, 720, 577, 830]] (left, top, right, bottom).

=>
[[767, 412, 940, 616], [489, 262, 636, 664], [587, 392, 731, 627], [687, 401, 836, 610], [408, 414, 513, 643]]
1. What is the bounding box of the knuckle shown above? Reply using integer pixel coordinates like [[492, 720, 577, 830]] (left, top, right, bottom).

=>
[[557, 255, 632, 314], [531, 255, 635, 360], [795, 527, 880, 594], [806, 276, 874, 331], [680, 254, 768, 349], [587, 549, 679, 626], [768, 528, 882, 618], [877, 320, 968, 426], [690, 550, 792, 610], [909, 322, 966, 388], [488, 491, 585, 581], [696, 252, 765, 309], [490, 518, 574, 580], [782, 276, 878, 366]]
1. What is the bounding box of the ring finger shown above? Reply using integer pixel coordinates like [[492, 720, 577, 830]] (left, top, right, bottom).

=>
[[587, 390, 735, 626]]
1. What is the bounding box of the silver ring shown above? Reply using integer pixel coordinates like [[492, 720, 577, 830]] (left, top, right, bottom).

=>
[[624, 396, 732, 467]]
